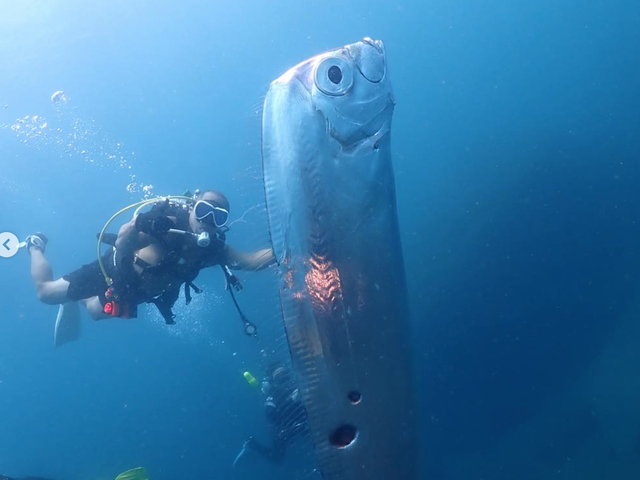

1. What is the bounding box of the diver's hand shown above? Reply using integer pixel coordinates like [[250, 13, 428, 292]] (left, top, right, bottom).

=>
[[227, 274, 243, 292], [135, 211, 174, 236]]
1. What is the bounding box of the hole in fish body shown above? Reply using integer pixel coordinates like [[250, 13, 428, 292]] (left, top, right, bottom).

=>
[[348, 391, 362, 405], [330, 424, 358, 448]]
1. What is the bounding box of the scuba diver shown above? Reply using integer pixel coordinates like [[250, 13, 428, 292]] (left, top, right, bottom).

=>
[[23, 189, 274, 329], [234, 362, 309, 466]]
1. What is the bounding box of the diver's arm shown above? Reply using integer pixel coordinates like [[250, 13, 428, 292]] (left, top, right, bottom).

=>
[[114, 218, 152, 264], [224, 245, 275, 271], [114, 207, 176, 260]]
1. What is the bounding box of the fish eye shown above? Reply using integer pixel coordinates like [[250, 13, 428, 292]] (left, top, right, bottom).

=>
[[315, 56, 353, 96], [328, 65, 342, 84]]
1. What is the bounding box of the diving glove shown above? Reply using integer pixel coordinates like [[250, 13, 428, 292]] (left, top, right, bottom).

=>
[[135, 210, 174, 236]]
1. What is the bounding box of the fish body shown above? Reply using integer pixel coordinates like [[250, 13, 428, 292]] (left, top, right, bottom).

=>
[[262, 38, 416, 480]]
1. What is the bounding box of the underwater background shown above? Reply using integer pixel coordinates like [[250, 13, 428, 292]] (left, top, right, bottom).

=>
[[1, 0, 640, 479]]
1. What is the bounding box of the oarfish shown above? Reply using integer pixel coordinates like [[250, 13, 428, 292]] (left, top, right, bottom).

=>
[[262, 37, 416, 480]]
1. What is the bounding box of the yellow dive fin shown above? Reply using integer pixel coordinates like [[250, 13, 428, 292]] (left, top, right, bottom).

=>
[[244, 371, 259, 387], [115, 467, 149, 480]]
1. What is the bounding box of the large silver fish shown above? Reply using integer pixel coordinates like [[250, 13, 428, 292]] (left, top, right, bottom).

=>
[[262, 38, 416, 480]]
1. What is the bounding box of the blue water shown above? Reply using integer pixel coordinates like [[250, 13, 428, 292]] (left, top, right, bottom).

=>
[[1, 0, 640, 479]]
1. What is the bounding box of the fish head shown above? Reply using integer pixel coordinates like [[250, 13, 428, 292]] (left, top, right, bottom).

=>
[[272, 38, 395, 147]]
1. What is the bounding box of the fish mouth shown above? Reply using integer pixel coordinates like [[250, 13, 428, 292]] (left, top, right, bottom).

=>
[[362, 37, 384, 54], [346, 37, 386, 83]]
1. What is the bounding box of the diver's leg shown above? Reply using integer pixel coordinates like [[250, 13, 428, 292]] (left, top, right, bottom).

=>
[[245, 437, 272, 458], [245, 437, 284, 464], [268, 438, 286, 464], [80, 297, 110, 320], [29, 249, 70, 305]]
